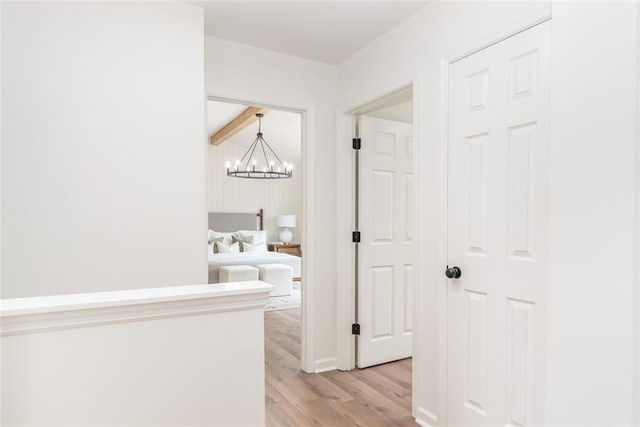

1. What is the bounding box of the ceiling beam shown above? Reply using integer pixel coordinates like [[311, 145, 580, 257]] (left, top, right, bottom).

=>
[[210, 107, 270, 146]]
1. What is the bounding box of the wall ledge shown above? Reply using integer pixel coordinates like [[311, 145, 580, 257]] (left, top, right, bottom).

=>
[[1, 281, 273, 336]]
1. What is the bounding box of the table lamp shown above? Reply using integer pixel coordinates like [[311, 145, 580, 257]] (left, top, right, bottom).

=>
[[277, 214, 296, 243]]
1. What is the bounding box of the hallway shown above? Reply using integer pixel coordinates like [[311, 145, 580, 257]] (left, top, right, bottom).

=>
[[265, 309, 417, 426]]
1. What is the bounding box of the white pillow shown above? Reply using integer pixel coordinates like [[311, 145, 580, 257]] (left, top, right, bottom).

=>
[[215, 241, 240, 254], [241, 241, 267, 253], [237, 230, 268, 246], [208, 243, 215, 257], [209, 229, 234, 246]]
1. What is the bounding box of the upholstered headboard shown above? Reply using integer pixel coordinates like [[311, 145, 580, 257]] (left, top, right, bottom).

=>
[[208, 209, 264, 232]]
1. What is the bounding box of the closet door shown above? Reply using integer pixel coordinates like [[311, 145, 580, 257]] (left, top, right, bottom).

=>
[[447, 21, 550, 425]]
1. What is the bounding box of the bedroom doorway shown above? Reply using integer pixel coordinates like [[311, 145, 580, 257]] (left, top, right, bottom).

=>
[[205, 97, 307, 368]]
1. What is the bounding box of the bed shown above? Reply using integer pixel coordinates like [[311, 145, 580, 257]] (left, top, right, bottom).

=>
[[207, 209, 301, 283]]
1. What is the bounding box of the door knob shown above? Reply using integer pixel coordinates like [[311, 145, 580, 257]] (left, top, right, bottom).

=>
[[445, 266, 462, 279]]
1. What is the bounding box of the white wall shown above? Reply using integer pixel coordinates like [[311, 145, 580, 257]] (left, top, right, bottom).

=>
[[0, 2, 4, 418], [338, 0, 638, 424], [547, 2, 637, 424], [204, 36, 338, 371], [2, 2, 207, 298], [1, 281, 272, 426]]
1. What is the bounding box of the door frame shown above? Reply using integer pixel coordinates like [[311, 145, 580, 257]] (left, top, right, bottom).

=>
[[635, 1, 640, 422], [335, 77, 421, 413], [204, 88, 318, 373]]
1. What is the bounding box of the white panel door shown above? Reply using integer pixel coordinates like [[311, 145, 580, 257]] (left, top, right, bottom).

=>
[[358, 116, 413, 368], [447, 22, 550, 425]]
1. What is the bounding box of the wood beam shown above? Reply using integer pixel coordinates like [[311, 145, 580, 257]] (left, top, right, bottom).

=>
[[210, 107, 269, 146]]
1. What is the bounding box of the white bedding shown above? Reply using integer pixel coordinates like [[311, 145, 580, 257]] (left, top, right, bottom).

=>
[[208, 251, 301, 283]]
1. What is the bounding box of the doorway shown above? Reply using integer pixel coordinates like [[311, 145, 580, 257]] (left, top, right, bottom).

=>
[[353, 87, 415, 368], [205, 96, 310, 369], [342, 86, 416, 368]]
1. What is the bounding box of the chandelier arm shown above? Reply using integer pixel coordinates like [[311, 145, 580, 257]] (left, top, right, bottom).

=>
[[239, 136, 261, 166], [258, 137, 271, 172], [245, 137, 261, 169], [260, 136, 287, 167]]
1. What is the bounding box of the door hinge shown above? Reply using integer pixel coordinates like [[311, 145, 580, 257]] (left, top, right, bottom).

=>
[[352, 138, 361, 150], [352, 323, 360, 335], [352, 231, 361, 243]]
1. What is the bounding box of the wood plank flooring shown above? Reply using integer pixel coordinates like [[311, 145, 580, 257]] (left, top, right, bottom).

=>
[[265, 308, 417, 426]]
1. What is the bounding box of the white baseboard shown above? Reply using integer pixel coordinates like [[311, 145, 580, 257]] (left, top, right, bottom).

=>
[[314, 357, 337, 373], [416, 407, 438, 427]]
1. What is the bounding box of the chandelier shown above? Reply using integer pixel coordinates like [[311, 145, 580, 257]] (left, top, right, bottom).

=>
[[226, 113, 293, 179]]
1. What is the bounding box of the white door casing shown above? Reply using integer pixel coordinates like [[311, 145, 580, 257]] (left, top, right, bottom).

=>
[[447, 22, 550, 425], [358, 116, 414, 368]]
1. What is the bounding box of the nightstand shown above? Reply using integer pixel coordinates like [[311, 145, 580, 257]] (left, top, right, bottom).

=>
[[268, 243, 302, 257]]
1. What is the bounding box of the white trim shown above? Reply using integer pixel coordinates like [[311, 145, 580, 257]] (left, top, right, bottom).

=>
[[203, 92, 210, 283], [335, 110, 356, 371], [411, 71, 423, 420], [446, 6, 552, 64], [204, 86, 317, 373], [415, 406, 438, 427], [343, 80, 415, 119], [301, 106, 317, 373], [437, 9, 554, 424], [436, 56, 451, 427], [634, 1, 640, 422], [313, 357, 337, 373], [1, 281, 272, 336]]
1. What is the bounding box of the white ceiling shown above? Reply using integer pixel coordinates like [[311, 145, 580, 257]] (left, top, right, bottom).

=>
[[190, 1, 430, 64]]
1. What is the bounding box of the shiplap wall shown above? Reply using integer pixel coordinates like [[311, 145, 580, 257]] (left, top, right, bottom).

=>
[[207, 141, 303, 244]]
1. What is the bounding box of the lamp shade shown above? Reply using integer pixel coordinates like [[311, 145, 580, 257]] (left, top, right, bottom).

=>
[[277, 214, 296, 228]]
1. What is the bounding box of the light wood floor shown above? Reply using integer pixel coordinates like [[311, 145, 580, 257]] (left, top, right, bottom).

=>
[[265, 308, 417, 426]]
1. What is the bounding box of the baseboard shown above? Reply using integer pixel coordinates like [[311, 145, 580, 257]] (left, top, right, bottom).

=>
[[416, 407, 438, 427], [314, 357, 337, 373]]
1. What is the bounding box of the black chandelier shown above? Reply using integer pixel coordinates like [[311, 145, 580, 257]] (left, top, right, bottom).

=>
[[226, 113, 293, 179]]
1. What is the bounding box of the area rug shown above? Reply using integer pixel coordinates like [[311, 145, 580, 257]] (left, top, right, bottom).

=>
[[264, 281, 301, 312]]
